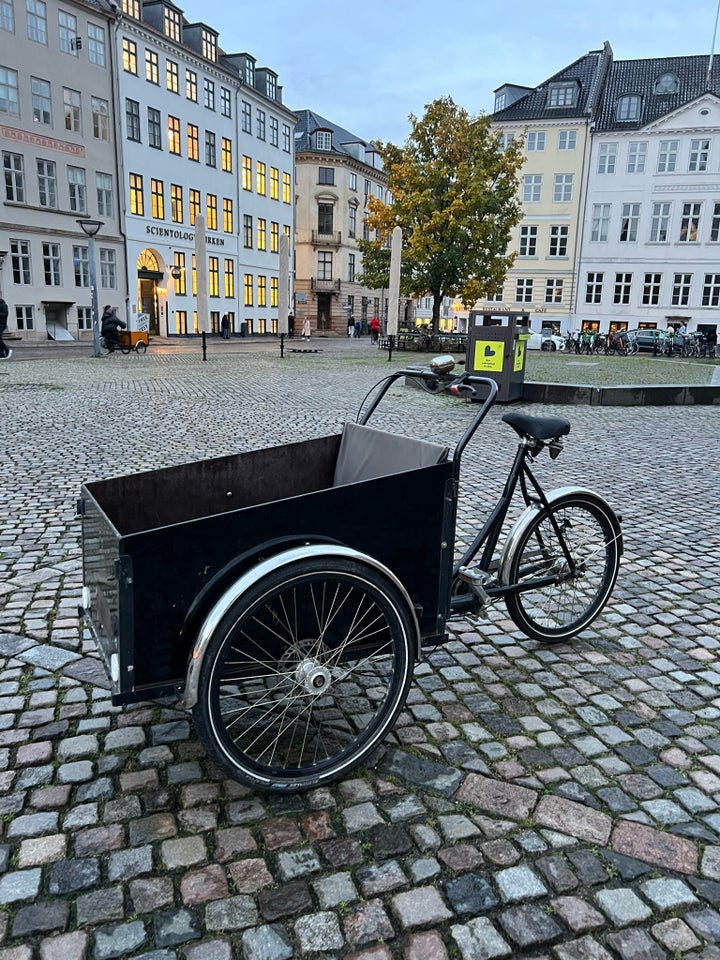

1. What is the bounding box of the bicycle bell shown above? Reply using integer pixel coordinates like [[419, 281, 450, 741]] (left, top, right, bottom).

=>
[[429, 355, 456, 374]]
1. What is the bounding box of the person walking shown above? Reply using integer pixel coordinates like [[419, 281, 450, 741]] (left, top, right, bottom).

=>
[[370, 315, 380, 343], [220, 313, 230, 339], [301, 317, 311, 341], [348, 315, 355, 338], [0, 297, 11, 360]]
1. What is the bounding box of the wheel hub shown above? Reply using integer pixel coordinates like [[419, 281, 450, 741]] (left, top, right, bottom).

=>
[[296, 659, 332, 695]]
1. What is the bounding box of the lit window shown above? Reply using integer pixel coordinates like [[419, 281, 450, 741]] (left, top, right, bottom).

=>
[[186, 70, 197, 102], [122, 38, 137, 74], [166, 60, 179, 94], [129, 172, 143, 215], [171, 184, 183, 223], [145, 50, 158, 84], [256, 161, 266, 196], [187, 124, 199, 161], [189, 189, 201, 225], [679, 202, 701, 242], [151, 178, 164, 219], [242, 156, 252, 191], [221, 138, 232, 172], [206, 193, 217, 230], [223, 198, 233, 233], [168, 116, 181, 155]]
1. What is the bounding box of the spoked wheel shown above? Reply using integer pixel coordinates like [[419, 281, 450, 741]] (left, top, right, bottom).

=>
[[194, 556, 415, 792], [135, 340, 147, 354], [504, 493, 621, 643]]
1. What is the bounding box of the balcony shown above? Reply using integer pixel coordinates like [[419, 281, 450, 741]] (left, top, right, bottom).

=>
[[311, 230, 342, 246], [311, 277, 341, 293]]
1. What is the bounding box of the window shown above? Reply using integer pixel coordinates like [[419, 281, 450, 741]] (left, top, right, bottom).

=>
[[99, 248, 116, 289], [88, 23, 105, 66], [657, 140, 678, 173], [59, 10, 77, 55], [269, 166, 279, 200], [283, 123, 291, 152], [558, 130, 576, 150], [654, 73, 678, 95], [148, 107, 161, 149], [129, 172, 143, 214], [73, 244, 89, 286], [63, 87, 81, 133], [31, 77, 51, 124], [702, 273, 720, 306], [266, 73, 277, 99], [0, 67, 19, 115], [222, 197, 232, 233], [77, 306, 92, 330], [224, 259, 234, 297], [205, 131, 216, 167], [15, 305, 35, 330], [171, 183, 183, 223], [548, 83, 576, 107], [208, 257, 219, 297], [494, 92, 506, 111], [711, 202, 720, 241], [591, 203, 610, 242], [523, 174, 542, 202], [36, 158, 56, 207], [270, 277, 278, 308], [620, 203, 640, 242], [242, 156, 252, 191], [188, 123, 200, 162], [243, 214, 252, 248], [553, 174, 573, 202], [92, 97, 109, 140], [10, 239, 32, 284], [3, 152, 25, 202], [203, 78, 215, 110], [189, 189, 200, 225], [672, 273, 692, 306], [151, 178, 164, 219], [642, 273, 662, 305], [221, 87, 231, 117], [270, 221, 279, 253], [1, 0, 15, 32], [122, 38, 137, 74], [613, 272, 632, 304], [518, 225, 537, 256], [27, 0, 46, 43], [257, 218, 266, 250], [256, 161, 266, 195], [206, 193, 217, 230], [221, 138, 232, 172], [679, 202, 701, 242], [689, 139, 710, 172], [168, 116, 180, 155], [282, 172, 291, 204], [96, 172, 112, 216], [241, 100, 251, 133], [316, 130, 332, 151], [145, 49, 158, 84], [201, 29, 216, 61], [163, 6, 180, 42], [617, 95, 641, 120], [627, 142, 647, 173], [515, 278, 533, 303], [126, 98, 140, 141], [350, 172, 357, 191], [67, 165, 86, 213], [545, 279, 564, 304], [585, 272, 603, 304], [650, 202, 671, 242], [257, 275, 266, 306], [244, 273, 253, 307], [318, 203, 333, 235], [348, 204, 357, 238], [270, 116, 278, 146], [498, 132, 514, 151], [317, 251, 332, 280], [526, 131, 545, 151], [318, 167, 334, 185], [597, 143, 617, 174], [549, 225, 568, 256], [186, 69, 197, 102], [42, 242, 61, 285], [166, 59, 179, 94], [257, 109, 266, 140], [348, 253, 355, 282]]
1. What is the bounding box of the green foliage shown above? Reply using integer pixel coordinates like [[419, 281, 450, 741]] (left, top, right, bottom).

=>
[[357, 96, 525, 331]]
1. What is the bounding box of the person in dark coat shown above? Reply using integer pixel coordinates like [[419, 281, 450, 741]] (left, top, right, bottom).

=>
[[0, 297, 11, 359], [100, 305, 126, 353], [220, 313, 230, 339], [288, 313, 295, 338]]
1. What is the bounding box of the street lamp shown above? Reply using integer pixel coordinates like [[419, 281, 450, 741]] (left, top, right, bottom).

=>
[[77, 219, 104, 357]]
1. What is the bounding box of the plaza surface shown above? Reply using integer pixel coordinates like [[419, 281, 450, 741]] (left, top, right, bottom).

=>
[[1, 337, 720, 960]]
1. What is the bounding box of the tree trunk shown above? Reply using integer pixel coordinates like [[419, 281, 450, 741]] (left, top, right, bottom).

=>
[[431, 292, 443, 334]]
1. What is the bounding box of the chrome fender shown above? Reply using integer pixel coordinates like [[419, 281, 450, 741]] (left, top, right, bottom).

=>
[[179, 543, 420, 710], [497, 486, 623, 585]]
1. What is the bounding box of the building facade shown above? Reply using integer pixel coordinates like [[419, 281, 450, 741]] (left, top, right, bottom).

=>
[[1, 0, 127, 341], [294, 110, 388, 336]]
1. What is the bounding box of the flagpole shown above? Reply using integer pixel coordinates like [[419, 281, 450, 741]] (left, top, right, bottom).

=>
[[706, 0, 720, 88]]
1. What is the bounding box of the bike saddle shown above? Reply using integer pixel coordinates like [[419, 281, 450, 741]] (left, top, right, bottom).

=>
[[502, 411, 571, 442]]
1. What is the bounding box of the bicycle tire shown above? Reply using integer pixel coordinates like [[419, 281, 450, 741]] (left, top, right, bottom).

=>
[[504, 492, 621, 643], [135, 341, 147, 355], [193, 556, 414, 792]]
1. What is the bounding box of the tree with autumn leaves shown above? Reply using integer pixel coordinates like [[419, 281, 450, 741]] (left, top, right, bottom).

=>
[[357, 97, 525, 332]]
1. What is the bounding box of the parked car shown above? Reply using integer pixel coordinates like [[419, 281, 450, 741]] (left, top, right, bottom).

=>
[[526, 332, 565, 351], [626, 329, 668, 352]]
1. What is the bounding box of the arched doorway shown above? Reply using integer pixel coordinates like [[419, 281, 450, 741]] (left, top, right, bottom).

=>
[[137, 250, 164, 335]]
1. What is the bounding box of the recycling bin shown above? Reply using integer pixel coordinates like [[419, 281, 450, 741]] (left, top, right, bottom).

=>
[[465, 311, 530, 402]]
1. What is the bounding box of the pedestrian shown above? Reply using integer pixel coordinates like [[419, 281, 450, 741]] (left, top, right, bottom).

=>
[[301, 317, 311, 341], [100, 305, 126, 353], [370, 315, 380, 343], [0, 297, 11, 360], [348, 315, 355, 338], [288, 313, 295, 339], [355, 317, 363, 339], [220, 313, 230, 339]]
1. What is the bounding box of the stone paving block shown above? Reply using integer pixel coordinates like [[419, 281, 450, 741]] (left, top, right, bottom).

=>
[[180, 864, 229, 905], [553, 935, 613, 960], [550, 896, 605, 933], [93, 920, 148, 960], [451, 916, 512, 959], [391, 886, 453, 930], [11, 900, 70, 939], [241, 925, 293, 960], [495, 865, 548, 902], [258, 881, 312, 922], [75, 886, 125, 927], [498, 903, 563, 948], [38, 931, 89, 960], [342, 898, 394, 947], [611, 819, 698, 873], [205, 896, 258, 932], [605, 927, 666, 959], [639, 876, 698, 910], [294, 911, 345, 952], [594, 887, 653, 926], [403, 930, 450, 960], [227, 858, 274, 894], [160, 835, 207, 870], [313, 871, 358, 909], [651, 917, 702, 953]]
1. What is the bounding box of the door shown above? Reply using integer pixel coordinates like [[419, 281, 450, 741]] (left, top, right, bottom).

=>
[[139, 278, 159, 335], [317, 293, 332, 331]]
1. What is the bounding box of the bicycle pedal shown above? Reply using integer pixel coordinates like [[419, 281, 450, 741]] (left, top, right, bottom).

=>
[[457, 566, 492, 605]]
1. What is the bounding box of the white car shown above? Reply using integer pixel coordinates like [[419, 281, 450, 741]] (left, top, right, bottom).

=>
[[526, 332, 565, 351]]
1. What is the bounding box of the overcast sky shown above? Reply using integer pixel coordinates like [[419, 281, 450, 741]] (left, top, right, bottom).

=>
[[195, 0, 720, 144]]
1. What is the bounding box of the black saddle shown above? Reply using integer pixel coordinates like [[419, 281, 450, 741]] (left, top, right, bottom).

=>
[[502, 411, 571, 442]]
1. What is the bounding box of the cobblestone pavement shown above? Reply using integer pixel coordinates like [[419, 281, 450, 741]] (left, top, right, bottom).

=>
[[1, 340, 720, 960]]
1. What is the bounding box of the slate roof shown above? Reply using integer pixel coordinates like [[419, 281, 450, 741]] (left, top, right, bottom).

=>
[[593, 55, 720, 130], [293, 108, 381, 159], [492, 47, 611, 122]]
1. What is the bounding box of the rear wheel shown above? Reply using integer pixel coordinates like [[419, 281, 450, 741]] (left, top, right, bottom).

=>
[[504, 494, 621, 643], [194, 556, 415, 792], [135, 340, 147, 355]]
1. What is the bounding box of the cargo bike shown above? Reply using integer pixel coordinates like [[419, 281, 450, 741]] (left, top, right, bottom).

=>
[[79, 370, 622, 793]]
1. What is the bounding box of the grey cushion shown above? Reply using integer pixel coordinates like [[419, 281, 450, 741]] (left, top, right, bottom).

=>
[[333, 421, 449, 487]]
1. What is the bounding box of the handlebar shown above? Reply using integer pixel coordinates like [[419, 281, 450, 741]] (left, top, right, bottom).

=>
[[358, 369, 498, 468]]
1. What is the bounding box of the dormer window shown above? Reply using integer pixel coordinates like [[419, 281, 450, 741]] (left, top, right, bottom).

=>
[[547, 82, 577, 108], [316, 130, 332, 151], [266, 73, 277, 100], [617, 95, 641, 121], [494, 92, 506, 111], [164, 7, 181, 43], [654, 73, 678, 95], [201, 28, 217, 62]]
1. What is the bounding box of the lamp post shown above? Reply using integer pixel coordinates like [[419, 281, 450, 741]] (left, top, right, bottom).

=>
[[77, 219, 104, 357]]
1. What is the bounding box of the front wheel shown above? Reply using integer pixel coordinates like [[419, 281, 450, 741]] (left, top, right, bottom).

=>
[[504, 493, 621, 643], [193, 556, 415, 792], [135, 340, 147, 355]]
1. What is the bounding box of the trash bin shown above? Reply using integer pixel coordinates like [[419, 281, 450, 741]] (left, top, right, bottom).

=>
[[240, 321, 248, 338], [465, 311, 530, 402]]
